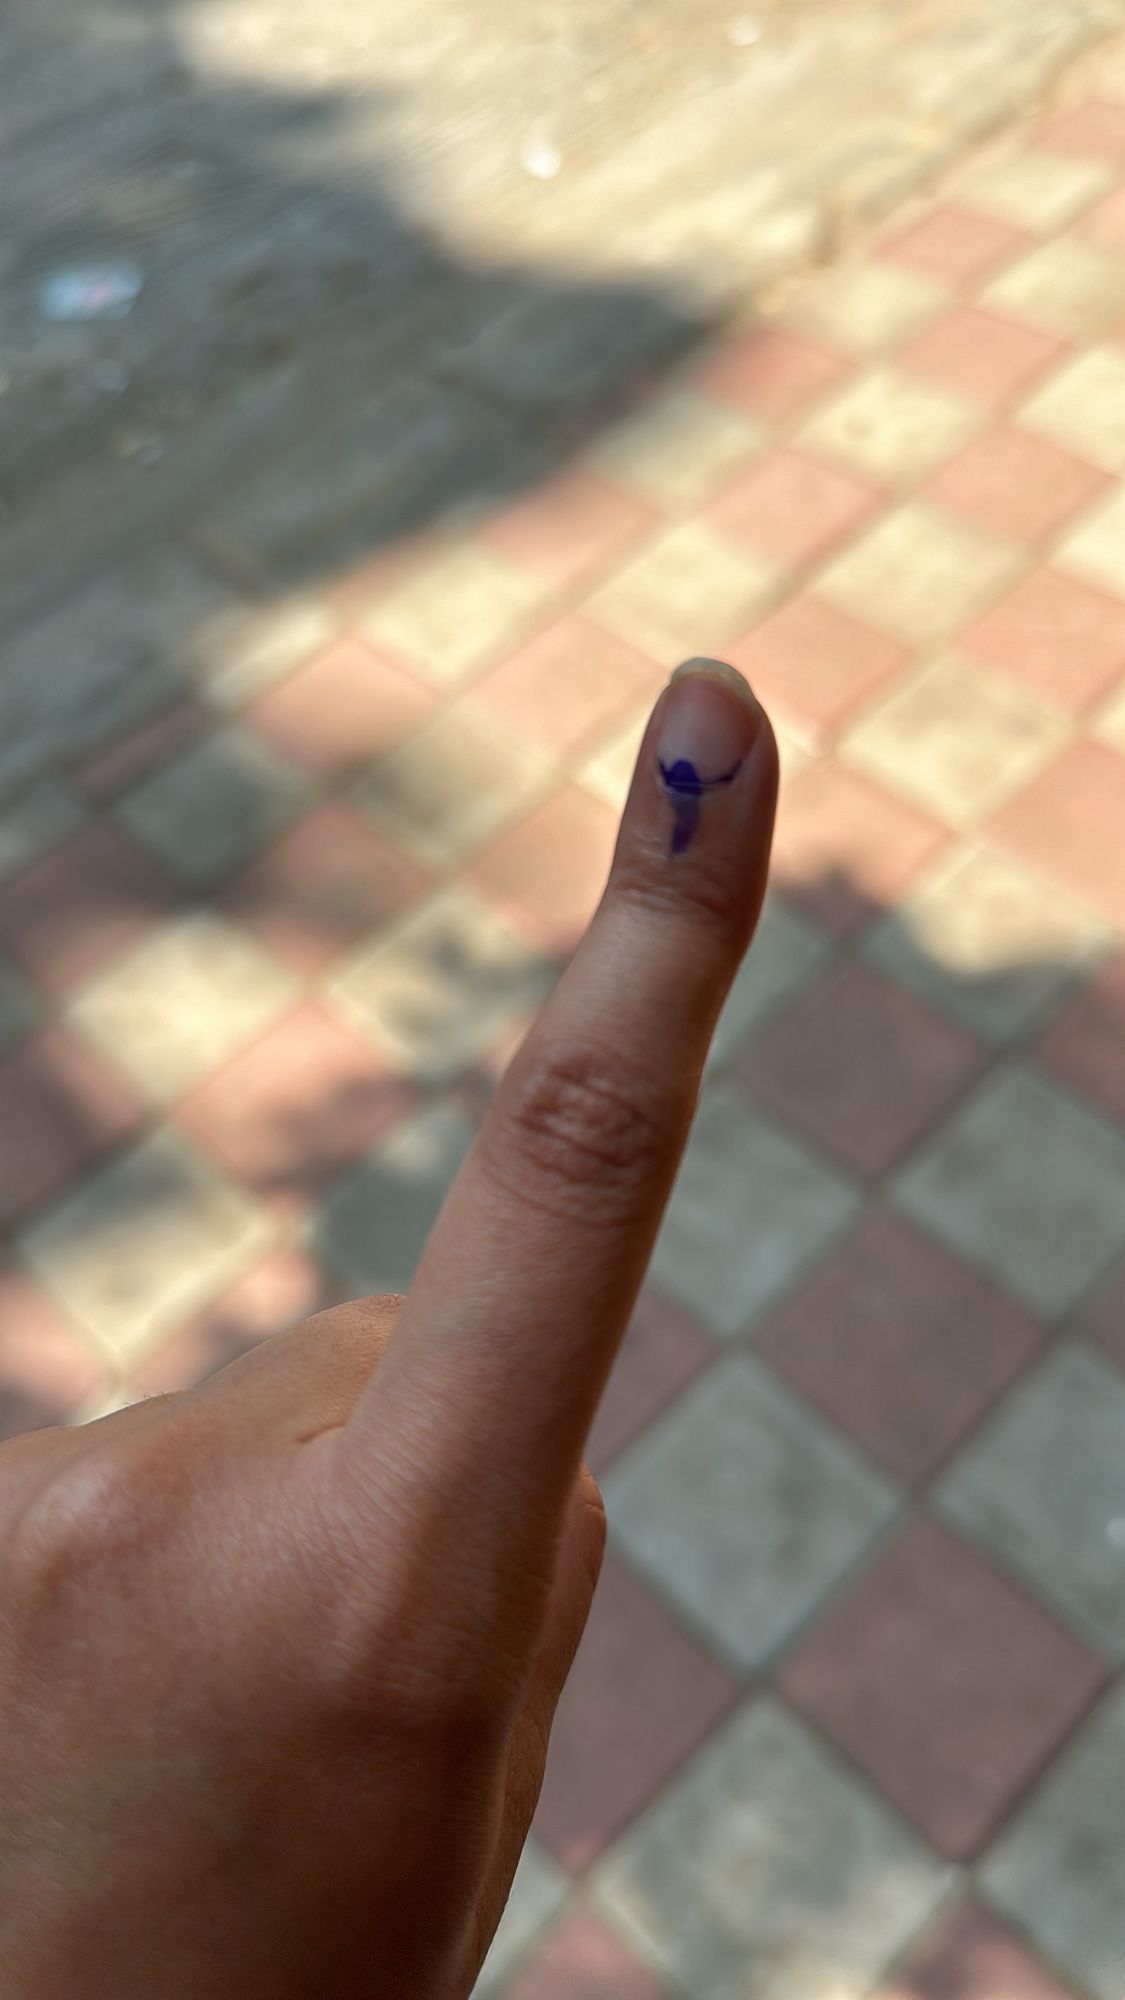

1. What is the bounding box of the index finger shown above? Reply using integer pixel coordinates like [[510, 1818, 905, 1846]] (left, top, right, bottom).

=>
[[348, 658, 777, 1528]]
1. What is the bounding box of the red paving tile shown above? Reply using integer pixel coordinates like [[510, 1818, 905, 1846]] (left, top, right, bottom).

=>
[[878, 206, 1030, 286], [0, 1264, 103, 1438], [988, 740, 1125, 927], [696, 327, 847, 423], [0, 823, 176, 995], [902, 307, 1067, 405], [178, 1004, 413, 1205], [223, 804, 429, 975], [481, 467, 655, 587], [730, 596, 908, 751], [126, 1248, 337, 1397], [1039, 99, 1125, 160], [963, 569, 1125, 713], [879, 1900, 1082, 2000], [248, 636, 438, 779], [772, 763, 947, 936], [755, 1210, 1047, 1485], [926, 427, 1106, 543], [76, 702, 213, 804], [781, 1515, 1108, 1859], [1085, 182, 1125, 247], [534, 1553, 741, 1870], [741, 963, 985, 1177], [587, 1291, 715, 1477], [502, 1909, 669, 1999], [471, 786, 617, 949], [706, 448, 881, 566], [0, 1028, 144, 1226], [1035, 948, 1125, 1124], [473, 616, 662, 756]]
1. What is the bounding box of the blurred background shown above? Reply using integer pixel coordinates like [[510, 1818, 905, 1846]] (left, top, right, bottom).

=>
[[3, 0, 1125, 1993]]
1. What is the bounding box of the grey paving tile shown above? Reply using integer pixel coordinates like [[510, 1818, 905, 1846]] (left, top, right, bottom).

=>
[[316, 1100, 474, 1296], [115, 726, 315, 889]]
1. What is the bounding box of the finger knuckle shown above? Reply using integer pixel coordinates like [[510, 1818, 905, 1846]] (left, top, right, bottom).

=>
[[492, 1044, 674, 1224]]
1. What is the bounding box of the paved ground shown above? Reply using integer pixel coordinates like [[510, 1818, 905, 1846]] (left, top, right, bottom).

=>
[[2, 8, 1125, 1999]]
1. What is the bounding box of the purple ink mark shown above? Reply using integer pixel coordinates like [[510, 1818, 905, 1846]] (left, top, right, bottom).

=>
[[659, 756, 744, 855]]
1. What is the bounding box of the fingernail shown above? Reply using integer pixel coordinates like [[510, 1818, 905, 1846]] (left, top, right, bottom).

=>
[[657, 658, 762, 855]]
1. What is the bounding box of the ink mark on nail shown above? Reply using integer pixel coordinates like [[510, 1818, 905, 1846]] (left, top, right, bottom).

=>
[[659, 757, 744, 855]]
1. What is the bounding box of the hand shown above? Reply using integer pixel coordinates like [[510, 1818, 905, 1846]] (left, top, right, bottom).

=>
[[0, 659, 777, 1998]]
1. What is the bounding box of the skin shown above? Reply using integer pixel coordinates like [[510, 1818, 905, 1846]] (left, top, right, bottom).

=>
[[0, 662, 778, 1998]]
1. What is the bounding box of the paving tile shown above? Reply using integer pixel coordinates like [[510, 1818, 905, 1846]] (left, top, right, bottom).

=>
[[67, 912, 298, 1106], [223, 803, 428, 977], [730, 596, 907, 752], [894, 1066, 1125, 1318], [756, 1209, 1046, 1485], [357, 700, 553, 870], [316, 1100, 473, 1296], [330, 884, 555, 1084], [694, 326, 847, 422], [1085, 180, 1125, 247], [0, 957, 34, 1058], [18, 1130, 275, 1366], [195, 599, 338, 710], [582, 386, 767, 513], [476, 1841, 570, 1996], [587, 1291, 715, 1477], [1056, 482, 1125, 603], [362, 541, 545, 688], [0, 1027, 143, 1227], [877, 1900, 1083, 2000], [480, 467, 655, 587], [981, 238, 1125, 341], [470, 787, 617, 950], [878, 205, 1029, 286], [179, 1003, 411, 1204], [604, 1356, 894, 1667], [577, 705, 650, 812], [649, 1092, 860, 1336], [819, 504, 1025, 647], [1080, 1253, 1125, 1373], [1039, 98, 1125, 160], [499, 1907, 669, 2000], [247, 637, 438, 780], [865, 845, 1110, 1043], [742, 962, 985, 1179], [925, 427, 1106, 542], [0, 823, 176, 996], [0, 775, 90, 889], [953, 144, 1115, 232], [1019, 344, 1125, 469], [0, 1263, 104, 1438], [788, 258, 948, 354], [1036, 950, 1125, 1125], [125, 1248, 334, 1398], [841, 657, 1066, 825], [75, 701, 212, 804], [595, 1697, 947, 2000], [963, 568, 1125, 712], [798, 368, 979, 485], [982, 1682, 1125, 2000], [937, 1343, 1125, 1659], [988, 741, 1125, 928], [586, 521, 780, 665], [706, 448, 881, 566], [115, 726, 315, 891], [706, 893, 833, 1072], [534, 1553, 740, 1869], [901, 309, 1067, 407], [772, 761, 948, 936], [472, 616, 662, 758], [782, 1515, 1105, 1858], [1093, 671, 1125, 749]]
